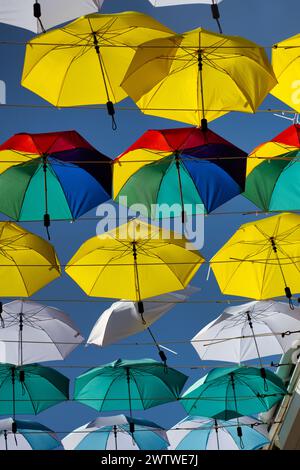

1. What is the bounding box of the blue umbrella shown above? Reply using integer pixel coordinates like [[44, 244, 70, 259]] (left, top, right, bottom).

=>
[[62, 415, 169, 450], [0, 418, 60, 450], [167, 416, 270, 450]]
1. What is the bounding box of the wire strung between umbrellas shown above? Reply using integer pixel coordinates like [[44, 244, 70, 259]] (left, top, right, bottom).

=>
[[0, 420, 283, 434], [0, 327, 299, 346]]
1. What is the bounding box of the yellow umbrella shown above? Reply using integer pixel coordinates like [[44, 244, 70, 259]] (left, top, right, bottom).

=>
[[121, 28, 277, 127], [65, 219, 204, 307], [0, 221, 60, 297], [271, 33, 300, 112], [21, 11, 174, 128], [210, 212, 300, 303]]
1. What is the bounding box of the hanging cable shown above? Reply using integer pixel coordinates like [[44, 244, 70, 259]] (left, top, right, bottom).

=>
[[211, 1, 223, 34], [42, 155, 51, 240], [126, 368, 135, 436], [33, 1, 46, 34], [197, 49, 208, 131], [246, 311, 268, 392], [175, 153, 185, 225], [91, 30, 117, 130], [270, 236, 294, 309], [230, 373, 244, 450], [0, 302, 4, 328]]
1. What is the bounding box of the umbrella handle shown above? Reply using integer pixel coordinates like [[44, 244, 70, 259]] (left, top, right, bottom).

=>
[[211, 1, 223, 34], [33, 2, 46, 33], [0, 301, 4, 328]]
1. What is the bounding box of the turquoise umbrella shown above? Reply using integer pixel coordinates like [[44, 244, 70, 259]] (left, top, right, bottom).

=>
[[180, 366, 287, 420], [0, 363, 69, 419], [74, 359, 188, 431]]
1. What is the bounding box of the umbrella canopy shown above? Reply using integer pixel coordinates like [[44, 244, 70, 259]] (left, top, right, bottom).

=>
[[147, 1, 224, 33], [87, 286, 199, 347], [0, 222, 60, 297], [192, 300, 300, 363], [167, 415, 269, 450], [0, 131, 112, 229], [74, 358, 188, 414], [0, 363, 69, 418], [0, 0, 103, 34], [180, 366, 287, 419], [149, 1, 223, 4], [114, 127, 247, 220], [271, 33, 300, 113], [244, 125, 300, 211], [65, 219, 204, 302], [62, 415, 169, 450], [0, 417, 60, 450], [0, 300, 84, 365], [121, 28, 276, 127], [21, 12, 174, 125], [210, 212, 300, 301]]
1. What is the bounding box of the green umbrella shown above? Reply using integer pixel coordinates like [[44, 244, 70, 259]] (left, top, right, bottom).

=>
[[0, 363, 69, 419], [180, 366, 287, 420], [74, 358, 188, 430]]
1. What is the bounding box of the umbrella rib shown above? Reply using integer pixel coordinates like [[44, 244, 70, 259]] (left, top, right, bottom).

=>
[[259, 244, 274, 299], [97, 373, 122, 413], [128, 372, 147, 410], [21, 379, 38, 415], [15, 161, 42, 221], [276, 244, 300, 274]]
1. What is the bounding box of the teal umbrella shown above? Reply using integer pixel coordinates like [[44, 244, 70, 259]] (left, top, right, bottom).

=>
[[0, 363, 69, 419], [74, 359, 188, 431], [180, 366, 287, 420]]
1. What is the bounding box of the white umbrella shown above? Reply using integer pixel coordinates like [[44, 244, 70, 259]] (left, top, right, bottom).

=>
[[167, 416, 269, 450], [87, 285, 199, 347], [192, 300, 300, 363], [148, 0, 224, 32], [148, 0, 222, 5], [62, 415, 169, 450], [0, 417, 60, 450], [0, 0, 103, 33], [0, 300, 84, 365]]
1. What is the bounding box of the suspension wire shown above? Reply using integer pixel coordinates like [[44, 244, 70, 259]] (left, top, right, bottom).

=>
[[0, 104, 299, 115], [0, 393, 289, 403], [0, 421, 284, 435], [0, 325, 299, 347], [0, 40, 298, 49]]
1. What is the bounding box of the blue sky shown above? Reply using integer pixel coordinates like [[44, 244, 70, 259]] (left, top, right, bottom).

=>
[[0, 0, 299, 447]]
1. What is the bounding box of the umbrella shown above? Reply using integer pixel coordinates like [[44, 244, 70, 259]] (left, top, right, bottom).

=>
[[74, 358, 188, 432], [0, 221, 60, 298], [114, 127, 247, 222], [0, 131, 112, 238], [66, 219, 204, 363], [271, 33, 300, 113], [180, 366, 287, 420], [121, 28, 276, 128], [0, 300, 84, 365], [0, 0, 103, 34], [0, 417, 60, 450], [87, 286, 199, 347], [210, 212, 300, 304], [167, 415, 269, 450], [244, 124, 300, 211], [192, 300, 300, 364], [148, 1, 224, 34], [62, 415, 169, 450], [21, 12, 174, 127], [0, 363, 69, 420]]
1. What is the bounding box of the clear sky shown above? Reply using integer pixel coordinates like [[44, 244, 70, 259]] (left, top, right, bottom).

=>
[[0, 0, 299, 448]]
